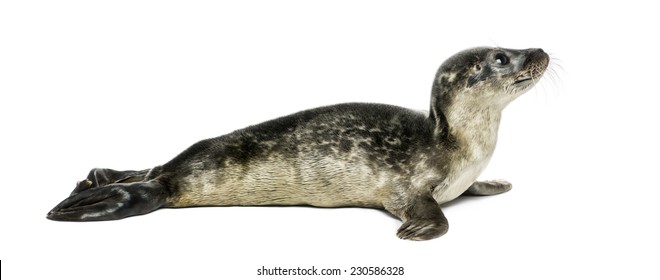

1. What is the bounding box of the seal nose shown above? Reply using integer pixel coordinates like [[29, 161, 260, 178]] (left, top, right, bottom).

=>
[[528, 48, 544, 54], [524, 48, 550, 69]]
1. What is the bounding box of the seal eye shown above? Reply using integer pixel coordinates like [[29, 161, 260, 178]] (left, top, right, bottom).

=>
[[494, 53, 509, 65]]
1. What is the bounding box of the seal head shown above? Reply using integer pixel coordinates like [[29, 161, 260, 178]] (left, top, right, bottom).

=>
[[430, 47, 549, 136]]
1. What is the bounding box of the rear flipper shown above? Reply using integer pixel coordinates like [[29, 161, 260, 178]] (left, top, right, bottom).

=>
[[71, 168, 150, 196], [47, 180, 168, 221], [463, 180, 512, 196]]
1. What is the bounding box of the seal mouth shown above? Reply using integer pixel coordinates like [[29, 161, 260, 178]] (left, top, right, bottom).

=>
[[513, 49, 550, 86], [513, 77, 533, 84]]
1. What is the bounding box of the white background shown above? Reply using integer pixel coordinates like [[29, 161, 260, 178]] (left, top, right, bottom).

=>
[[1, 1, 659, 279]]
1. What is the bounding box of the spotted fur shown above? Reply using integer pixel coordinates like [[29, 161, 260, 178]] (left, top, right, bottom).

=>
[[48, 47, 550, 241]]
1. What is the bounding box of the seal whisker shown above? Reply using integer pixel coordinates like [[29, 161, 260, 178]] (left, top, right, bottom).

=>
[[540, 59, 564, 99]]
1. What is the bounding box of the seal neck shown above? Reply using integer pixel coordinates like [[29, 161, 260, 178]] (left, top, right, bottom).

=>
[[428, 82, 451, 139], [429, 86, 503, 159]]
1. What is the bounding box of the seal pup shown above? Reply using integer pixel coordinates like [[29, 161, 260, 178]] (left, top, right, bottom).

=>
[[47, 47, 549, 240]]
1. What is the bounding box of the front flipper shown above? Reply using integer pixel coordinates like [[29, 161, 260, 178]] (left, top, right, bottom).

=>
[[47, 181, 167, 221], [392, 194, 448, 241], [463, 180, 512, 196]]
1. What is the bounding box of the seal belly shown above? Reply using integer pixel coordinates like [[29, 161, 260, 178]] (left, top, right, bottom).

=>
[[169, 153, 389, 208]]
